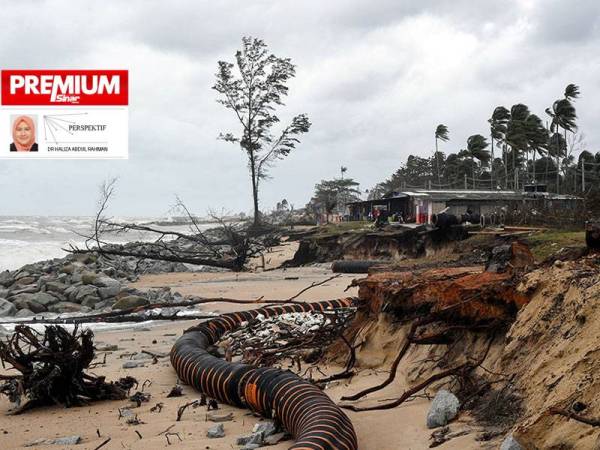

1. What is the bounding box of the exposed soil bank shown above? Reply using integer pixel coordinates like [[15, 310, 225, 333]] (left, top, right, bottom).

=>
[[340, 243, 600, 449], [286, 225, 469, 266]]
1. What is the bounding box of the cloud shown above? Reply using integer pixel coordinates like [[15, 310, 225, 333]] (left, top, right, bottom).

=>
[[0, 0, 598, 215], [529, 0, 600, 43]]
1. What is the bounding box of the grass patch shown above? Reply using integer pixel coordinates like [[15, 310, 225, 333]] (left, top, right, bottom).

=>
[[525, 229, 586, 261], [313, 221, 373, 237]]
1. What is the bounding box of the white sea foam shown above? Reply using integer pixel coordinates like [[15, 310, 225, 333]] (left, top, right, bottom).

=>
[[0, 215, 217, 271]]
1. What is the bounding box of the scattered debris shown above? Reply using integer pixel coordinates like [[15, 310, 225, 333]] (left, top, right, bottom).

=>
[[237, 432, 264, 447], [549, 407, 600, 427], [93, 437, 111, 450], [236, 419, 278, 448], [176, 400, 199, 421], [220, 308, 355, 367], [122, 360, 145, 369], [199, 394, 207, 406], [165, 432, 182, 445], [206, 423, 225, 438], [96, 344, 119, 352], [429, 427, 470, 448], [125, 414, 144, 425], [150, 402, 164, 413], [207, 399, 219, 410], [129, 391, 151, 407], [206, 411, 233, 422], [167, 385, 183, 398], [25, 435, 82, 446], [118, 407, 134, 419], [156, 424, 175, 436]]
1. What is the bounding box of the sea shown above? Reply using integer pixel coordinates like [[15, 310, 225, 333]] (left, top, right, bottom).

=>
[[0, 216, 215, 272]]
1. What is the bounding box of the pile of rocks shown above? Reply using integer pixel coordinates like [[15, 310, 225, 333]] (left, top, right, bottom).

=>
[[0, 252, 186, 317]]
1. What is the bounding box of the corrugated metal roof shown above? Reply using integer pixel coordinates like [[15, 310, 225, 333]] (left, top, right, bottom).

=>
[[348, 189, 581, 205]]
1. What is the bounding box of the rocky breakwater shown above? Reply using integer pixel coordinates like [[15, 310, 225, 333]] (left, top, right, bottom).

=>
[[0, 251, 188, 318]]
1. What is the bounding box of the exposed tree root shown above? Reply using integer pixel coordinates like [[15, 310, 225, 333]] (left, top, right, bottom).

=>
[[549, 407, 600, 427], [0, 325, 137, 410], [341, 317, 434, 401], [340, 334, 495, 412], [340, 362, 472, 412]]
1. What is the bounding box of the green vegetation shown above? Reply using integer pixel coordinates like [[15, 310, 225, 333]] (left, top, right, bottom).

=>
[[312, 221, 372, 236], [525, 230, 586, 261], [308, 177, 362, 223], [369, 84, 596, 197]]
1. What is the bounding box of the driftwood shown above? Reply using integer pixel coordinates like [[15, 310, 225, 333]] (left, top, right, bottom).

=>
[[0, 325, 137, 411], [94, 438, 111, 450], [285, 274, 341, 301], [176, 400, 198, 421]]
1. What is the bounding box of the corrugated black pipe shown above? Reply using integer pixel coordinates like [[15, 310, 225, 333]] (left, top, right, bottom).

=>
[[171, 299, 359, 450], [331, 260, 388, 273]]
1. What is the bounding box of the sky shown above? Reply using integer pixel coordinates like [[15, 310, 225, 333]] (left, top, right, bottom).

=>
[[1, 0, 599, 217]]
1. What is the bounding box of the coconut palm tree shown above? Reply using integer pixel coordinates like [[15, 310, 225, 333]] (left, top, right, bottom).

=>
[[545, 84, 580, 193], [564, 84, 580, 101], [524, 114, 549, 188], [434, 124, 449, 186], [547, 132, 567, 190], [506, 104, 530, 188], [488, 106, 510, 188], [466, 134, 490, 187]]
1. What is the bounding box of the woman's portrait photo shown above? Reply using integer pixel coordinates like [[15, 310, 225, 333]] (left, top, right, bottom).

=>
[[10, 115, 38, 152]]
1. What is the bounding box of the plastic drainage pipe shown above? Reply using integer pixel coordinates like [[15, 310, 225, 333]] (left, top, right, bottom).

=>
[[331, 260, 389, 273], [170, 298, 359, 450]]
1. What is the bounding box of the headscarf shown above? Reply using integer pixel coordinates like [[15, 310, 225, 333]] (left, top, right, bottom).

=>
[[12, 115, 36, 151]]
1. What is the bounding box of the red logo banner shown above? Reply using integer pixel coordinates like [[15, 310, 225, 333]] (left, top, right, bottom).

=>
[[1, 70, 128, 106]]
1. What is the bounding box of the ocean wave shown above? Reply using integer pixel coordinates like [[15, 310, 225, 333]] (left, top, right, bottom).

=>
[[0, 226, 51, 234], [0, 238, 30, 247]]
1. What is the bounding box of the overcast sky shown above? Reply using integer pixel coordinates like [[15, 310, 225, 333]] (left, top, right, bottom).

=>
[[1, 0, 599, 217]]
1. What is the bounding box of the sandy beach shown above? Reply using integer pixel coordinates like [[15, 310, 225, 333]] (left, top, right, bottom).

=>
[[0, 244, 486, 449]]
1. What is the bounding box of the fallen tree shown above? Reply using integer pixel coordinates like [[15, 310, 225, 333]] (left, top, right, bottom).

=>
[[66, 179, 281, 272]]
